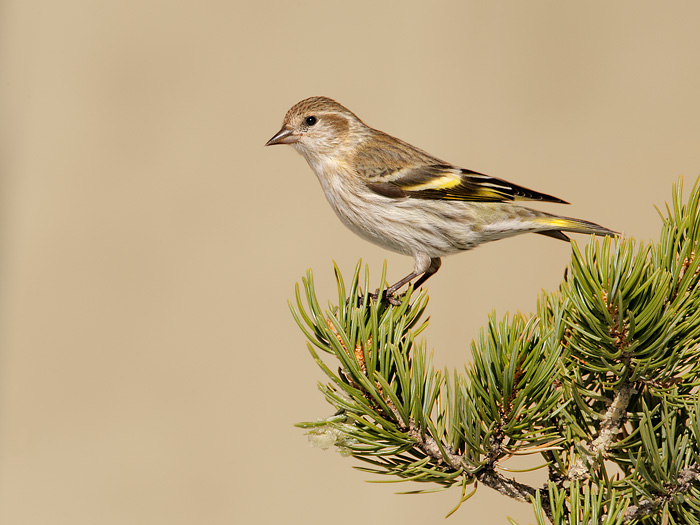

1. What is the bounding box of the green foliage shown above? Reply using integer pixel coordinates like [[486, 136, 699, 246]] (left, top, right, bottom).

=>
[[291, 178, 700, 523], [531, 481, 629, 525]]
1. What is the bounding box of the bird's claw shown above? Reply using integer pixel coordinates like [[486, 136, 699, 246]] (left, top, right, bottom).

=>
[[369, 289, 403, 306], [385, 294, 403, 306]]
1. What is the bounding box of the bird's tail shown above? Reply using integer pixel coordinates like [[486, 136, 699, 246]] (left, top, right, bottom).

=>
[[535, 213, 618, 242]]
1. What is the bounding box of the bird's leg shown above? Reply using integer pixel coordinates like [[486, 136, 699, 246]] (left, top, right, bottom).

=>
[[370, 271, 419, 305], [382, 271, 422, 303], [370, 255, 439, 305], [412, 257, 441, 289]]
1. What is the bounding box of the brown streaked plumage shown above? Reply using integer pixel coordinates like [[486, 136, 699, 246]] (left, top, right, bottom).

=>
[[267, 96, 616, 303]]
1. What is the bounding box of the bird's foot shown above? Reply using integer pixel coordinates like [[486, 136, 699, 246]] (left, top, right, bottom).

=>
[[369, 289, 403, 306], [386, 294, 403, 306]]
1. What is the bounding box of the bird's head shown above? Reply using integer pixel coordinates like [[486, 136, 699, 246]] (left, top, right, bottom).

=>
[[266, 97, 367, 161]]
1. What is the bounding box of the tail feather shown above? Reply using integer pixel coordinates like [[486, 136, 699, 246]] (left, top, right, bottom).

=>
[[536, 215, 618, 241], [536, 230, 570, 242]]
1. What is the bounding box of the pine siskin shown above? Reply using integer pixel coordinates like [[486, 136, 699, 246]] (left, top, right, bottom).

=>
[[267, 96, 616, 303]]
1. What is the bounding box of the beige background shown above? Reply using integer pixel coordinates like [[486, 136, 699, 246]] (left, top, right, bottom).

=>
[[2, 1, 700, 524]]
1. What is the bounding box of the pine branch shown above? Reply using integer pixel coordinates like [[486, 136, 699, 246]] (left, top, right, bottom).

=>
[[623, 465, 700, 523], [567, 380, 636, 481], [291, 176, 700, 522], [406, 422, 542, 504], [319, 297, 547, 506]]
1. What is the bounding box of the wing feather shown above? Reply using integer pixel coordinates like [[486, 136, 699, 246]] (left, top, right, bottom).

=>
[[364, 164, 568, 204], [352, 131, 568, 204]]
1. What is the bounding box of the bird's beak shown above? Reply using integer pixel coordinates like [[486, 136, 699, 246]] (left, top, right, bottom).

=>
[[265, 126, 299, 146]]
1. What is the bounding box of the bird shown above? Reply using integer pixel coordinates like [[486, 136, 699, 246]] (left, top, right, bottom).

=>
[[266, 96, 616, 304]]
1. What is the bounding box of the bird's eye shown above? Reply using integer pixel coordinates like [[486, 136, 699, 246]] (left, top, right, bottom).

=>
[[305, 116, 317, 126]]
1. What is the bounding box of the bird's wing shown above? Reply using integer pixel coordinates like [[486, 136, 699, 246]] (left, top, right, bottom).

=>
[[364, 164, 569, 204]]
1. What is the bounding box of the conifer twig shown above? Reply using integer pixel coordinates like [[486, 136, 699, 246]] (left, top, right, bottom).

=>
[[622, 465, 700, 523], [293, 177, 700, 522], [567, 382, 635, 480], [325, 312, 549, 509]]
